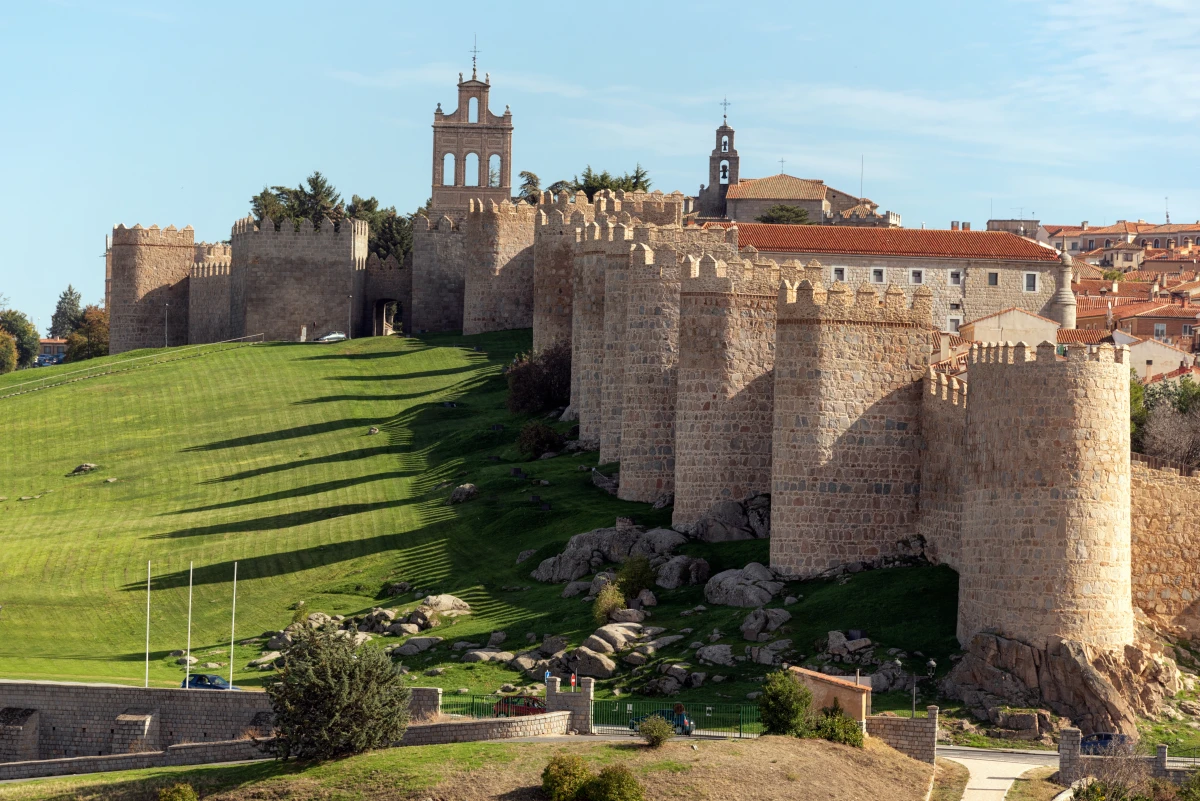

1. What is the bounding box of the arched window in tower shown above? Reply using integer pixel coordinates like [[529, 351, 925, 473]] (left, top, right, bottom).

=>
[[488, 154, 502, 187], [1154, 238, 1161, 248], [464, 152, 480, 186], [442, 153, 456, 186], [468, 97, 479, 123], [721, 135, 729, 153], [719, 160, 730, 185]]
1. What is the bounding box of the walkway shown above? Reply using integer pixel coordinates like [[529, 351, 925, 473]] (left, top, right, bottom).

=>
[[939, 745, 1058, 801]]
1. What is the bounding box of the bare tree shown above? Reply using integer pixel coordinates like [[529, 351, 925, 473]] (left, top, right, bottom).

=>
[[1143, 405, 1200, 468]]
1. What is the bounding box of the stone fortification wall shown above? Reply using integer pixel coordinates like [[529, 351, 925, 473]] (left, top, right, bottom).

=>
[[573, 222, 610, 445], [673, 255, 794, 527], [591, 189, 686, 227], [194, 242, 231, 262], [109, 224, 195, 353], [865, 707, 939, 764], [188, 258, 233, 344], [410, 212, 467, 333], [229, 216, 368, 342], [600, 222, 634, 463], [957, 342, 1134, 651], [0, 680, 271, 761], [365, 252, 412, 336], [1131, 461, 1200, 635], [770, 277, 932, 578], [916, 371, 967, 569], [462, 200, 537, 335], [533, 202, 591, 352]]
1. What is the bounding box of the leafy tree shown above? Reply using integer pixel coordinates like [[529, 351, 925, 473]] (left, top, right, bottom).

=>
[[569, 164, 653, 200], [64, 305, 110, 362], [1102, 269, 1123, 281], [616, 556, 655, 600], [250, 171, 345, 229], [263, 626, 410, 761], [756, 204, 814, 225], [0, 309, 38, 368], [593, 582, 624, 625], [0, 330, 16, 375], [758, 669, 814, 736], [50, 285, 83, 338], [546, 180, 573, 197], [1131, 372, 1148, 449], [347, 195, 413, 262], [518, 171, 541, 204]]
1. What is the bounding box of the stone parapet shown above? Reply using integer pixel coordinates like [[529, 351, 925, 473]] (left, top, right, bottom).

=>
[[0, 738, 264, 782], [1131, 461, 1200, 635], [401, 710, 571, 747], [864, 706, 938, 764], [546, 676, 594, 734]]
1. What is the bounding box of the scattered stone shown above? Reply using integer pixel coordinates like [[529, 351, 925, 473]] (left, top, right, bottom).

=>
[[104, 477, 118, 484], [746, 692, 762, 700], [708, 629, 723, 643], [500, 683, 517, 693], [695, 645, 736, 666], [394, 636, 443, 657], [690, 642, 704, 649], [711, 675, 726, 683], [644, 676, 682, 696], [749, 639, 793, 666], [636, 635, 684, 656], [516, 549, 537, 564], [591, 469, 619, 495], [589, 572, 616, 597], [201, 662, 222, 669], [652, 492, 674, 509], [655, 555, 711, 590], [367, 426, 380, 435], [456, 688, 470, 695], [590, 623, 643, 652], [636, 589, 657, 607], [540, 635, 569, 657], [561, 580, 592, 598], [70, 463, 98, 475], [539, 452, 558, 460], [487, 631, 507, 648], [609, 608, 646, 624], [532, 524, 687, 584], [425, 667, 446, 676], [462, 649, 514, 663], [740, 608, 792, 641], [526, 632, 538, 643], [642, 626, 667, 637], [623, 652, 648, 666], [687, 494, 771, 542], [452, 641, 482, 651], [563, 646, 617, 678], [388, 622, 421, 636], [784, 596, 799, 606], [422, 595, 471, 615], [266, 632, 293, 650], [704, 563, 784, 607], [385, 581, 412, 596], [447, 484, 478, 504], [247, 652, 280, 668], [176, 656, 198, 666]]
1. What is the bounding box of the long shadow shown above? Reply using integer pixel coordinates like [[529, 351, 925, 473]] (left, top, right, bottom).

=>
[[172, 471, 415, 514], [300, 343, 434, 361], [149, 499, 414, 539], [200, 445, 400, 484], [326, 364, 482, 382], [182, 417, 378, 452], [292, 388, 443, 405]]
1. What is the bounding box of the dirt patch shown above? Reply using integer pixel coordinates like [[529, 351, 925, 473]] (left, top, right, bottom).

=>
[[930, 758, 970, 801], [1006, 766, 1063, 801]]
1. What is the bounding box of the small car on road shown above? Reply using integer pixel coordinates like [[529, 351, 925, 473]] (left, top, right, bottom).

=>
[[181, 674, 242, 691], [1080, 732, 1134, 754], [629, 706, 695, 736], [313, 331, 347, 343], [493, 695, 546, 717]]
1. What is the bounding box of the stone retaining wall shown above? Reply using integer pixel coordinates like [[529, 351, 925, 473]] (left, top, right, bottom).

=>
[[864, 706, 938, 764], [1059, 727, 1194, 785], [0, 738, 262, 781], [401, 711, 571, 747]]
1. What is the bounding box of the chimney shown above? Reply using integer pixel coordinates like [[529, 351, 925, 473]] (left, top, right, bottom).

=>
[[963, 222, 972, 231], [951, 221, 960, 231], [1082, 221, 1089, 231]]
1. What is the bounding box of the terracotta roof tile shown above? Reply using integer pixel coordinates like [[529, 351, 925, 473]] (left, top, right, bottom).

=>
[[725, 174, 827, 201], [1057, 329, 1112, 344], [1131, 305, 1200, 319], [1147, 365, 1200, 385], [708, 223, 1061, 261]]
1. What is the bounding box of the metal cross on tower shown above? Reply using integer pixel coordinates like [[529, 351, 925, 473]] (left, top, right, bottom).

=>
[[720, 96, 731, 123], [470, 36, 481, 79], [779, 157, 786, 173]]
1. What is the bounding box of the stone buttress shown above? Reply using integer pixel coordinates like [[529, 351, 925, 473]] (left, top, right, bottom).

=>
[[572, 221, 608, 446], [462, 199, 537, 336], [532, 192, 591, 352], [600, 220, 634, 463]]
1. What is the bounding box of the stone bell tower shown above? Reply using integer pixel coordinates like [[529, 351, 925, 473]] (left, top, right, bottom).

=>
[[430, 60, 513, 210], [697, 111, 740, 218]]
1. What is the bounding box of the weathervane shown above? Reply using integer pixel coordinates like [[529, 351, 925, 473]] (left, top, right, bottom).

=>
[[470, 35, 481, 79], [720, 96, 731, 124]]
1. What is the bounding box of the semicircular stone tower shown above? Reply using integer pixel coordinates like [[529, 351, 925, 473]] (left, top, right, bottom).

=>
[[108, 224, 195, 353], [957, 341, 1134, 651]]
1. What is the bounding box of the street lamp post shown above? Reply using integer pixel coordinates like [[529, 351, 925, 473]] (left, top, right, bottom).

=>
[[164, 302, 170, 348], [347, 295, 353, 340]]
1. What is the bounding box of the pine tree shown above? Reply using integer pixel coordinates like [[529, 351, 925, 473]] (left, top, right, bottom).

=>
[[756, 204, 814, 225], [50, 285, 84, 338], [518, 171, 541, 204]]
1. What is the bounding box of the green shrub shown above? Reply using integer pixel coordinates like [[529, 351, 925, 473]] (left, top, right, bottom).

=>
[[517, 421, 565, 460], [616, 556, 655, 599], [593, 582, 625, 625], [638, 714, 675, 748], [815, 709, 864, 747], [290, 600, 308, 625], [157, 784, 199, 801], [0, 330, 16, 376], [263, 626, 411, 761], [542, 753, 593, 801], [507, 341, 572, 414], [758, 670, 813, 736], [582, 764, 645, 801]]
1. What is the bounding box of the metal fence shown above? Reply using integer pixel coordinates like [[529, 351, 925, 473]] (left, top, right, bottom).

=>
[[440, 694, 504, 719], [592, 698, 762, 739]]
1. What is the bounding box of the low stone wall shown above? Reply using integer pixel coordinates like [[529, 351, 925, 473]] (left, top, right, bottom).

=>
[[546, 677, 594, 734], [1059, 728, 1194, 785], [0, 738, 263, 781], [409, 687, 442, 720], [401, 711, 571, 747], [865, 706, 938, 764]]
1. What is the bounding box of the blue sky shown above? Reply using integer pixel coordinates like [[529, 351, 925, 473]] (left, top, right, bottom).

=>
[[3, 0, 1199, 331]]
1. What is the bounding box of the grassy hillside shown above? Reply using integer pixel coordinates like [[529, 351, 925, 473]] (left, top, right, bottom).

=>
[[0, 330, 959, 703]]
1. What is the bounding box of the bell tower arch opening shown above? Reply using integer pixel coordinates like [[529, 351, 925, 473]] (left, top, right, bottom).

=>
[[428, 62, 514, 210]]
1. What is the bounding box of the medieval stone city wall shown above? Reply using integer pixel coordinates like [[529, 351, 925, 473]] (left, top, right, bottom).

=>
[[229, 217, 369, 342], [573, 222, 610, 445], [599, 223, 634, 463], [957, 342, 1134, 651], [187, 258, 233, 344], [410, 212, 467, 333], [365, 252, 412, 336], [462, 200, 537, 336], [108, 224, 195, 354], [769, 279, 933, 578], [1130, 461, 1200, 635], [916, 371, 967, 569], [672, 255, 794, 527], [532, 193, 593, 352]]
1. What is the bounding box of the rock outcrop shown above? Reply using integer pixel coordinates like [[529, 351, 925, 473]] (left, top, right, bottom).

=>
[[686, 494, 771, 542], [531, 521, 687, 583], [704, 563, 785, 607], [655, 555, 710, 590]]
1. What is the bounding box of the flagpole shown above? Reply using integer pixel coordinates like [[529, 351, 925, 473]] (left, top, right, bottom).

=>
[[144, 560, 151, 688], [185, 561, 194, 689], [228, 561, 238, 689]]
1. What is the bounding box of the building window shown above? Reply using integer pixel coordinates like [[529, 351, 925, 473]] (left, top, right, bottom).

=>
[[948, 270, 962, 286], [1024, 273, 1038, 292], [719, 159, 730, 185], [1154, 323, 1167, 340], [1056, 241, 1065, 250], [833, 267, 846, 282], [1105, 239, 1112, 247], [909, 269, 924, 285], [1088, 239, 1095, 250], [468, 97, 479, 123], [948, 316, 962, 332], [1184, 324, 1194, 336], [987, 272, 999, 286], [871, 268, 885, 284], [1154, 239, 1161, 248], [1070, 242, 1079, 250], [950, 302, 961, 311], [1123, 253, 1133, 262]]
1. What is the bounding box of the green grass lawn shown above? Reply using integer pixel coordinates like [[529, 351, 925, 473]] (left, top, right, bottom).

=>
[[0, 329, 961, 701]]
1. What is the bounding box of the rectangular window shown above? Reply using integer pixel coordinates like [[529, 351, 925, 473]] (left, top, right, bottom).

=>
[[871, 268, 885, 284], [833, 267, 846, 282], [988, 272, 999, 286], [1024, 273, 1038, 292], [1184, 325, 1194, 336], [948, 270, 962, 286], [1155, 323, 1167, 339], [1070, 242, 1079, 250], [1088, 239, 1095, 250], [909, 269, 924, 285], [949, 302, 961, 311], [948, 316, 962, 332], [1123, 253, 1133, 262], [1056, 241, 1065, 249]]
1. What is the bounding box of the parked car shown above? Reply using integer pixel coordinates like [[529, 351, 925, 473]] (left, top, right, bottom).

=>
[[493, 695, 546, 717], [1080, 732, 1135, 754], [313, 331, 347, 343], [629, 706, 695, 736], [181, 674, 242, 691]]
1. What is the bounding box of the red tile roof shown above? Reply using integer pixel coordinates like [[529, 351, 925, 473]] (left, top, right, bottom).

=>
[[963, 306, 1061, 327], [1072, 279, 1155, 298], [708, 223, 1061, 261], [1057, 329, 1111, 344], [1074, 263, 1105, 279], [725, 174, 827, 201], [1130, 305, 1200, 319], [1147, 365, 1200, 385]]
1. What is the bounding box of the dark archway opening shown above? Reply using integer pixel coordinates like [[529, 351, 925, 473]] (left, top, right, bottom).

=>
[[374, 298, 400, 336]]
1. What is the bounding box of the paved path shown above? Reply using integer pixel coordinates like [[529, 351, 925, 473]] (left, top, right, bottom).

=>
[[939, 746, 1057, 801]]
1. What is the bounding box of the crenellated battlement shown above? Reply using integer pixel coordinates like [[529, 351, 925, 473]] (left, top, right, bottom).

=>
[[777, 279, 933, 326], [230, 216, 369, 239], [466, 198, 540, 221], [111, 223, 195, 247], [969, 341, 1128, 366], [190, 260, 231, 278], [924, 367, 968, 408], [194, 242, 231, 262]]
